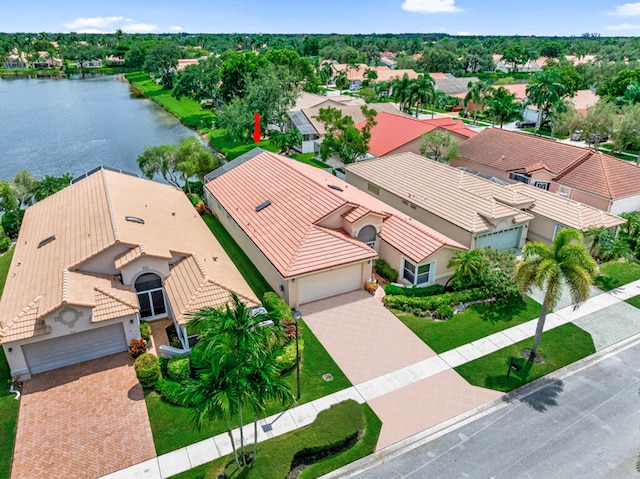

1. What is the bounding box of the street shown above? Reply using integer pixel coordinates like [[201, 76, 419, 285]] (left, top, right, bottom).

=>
[[354, 341, 640, 479]]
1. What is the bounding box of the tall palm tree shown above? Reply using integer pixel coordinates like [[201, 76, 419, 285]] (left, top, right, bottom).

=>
[[392, 73, 413, 113], [410, 75, 435, 118], [464, 80, 490, 124], [514, 229, 598, 359], [526, 69, 567, 137]]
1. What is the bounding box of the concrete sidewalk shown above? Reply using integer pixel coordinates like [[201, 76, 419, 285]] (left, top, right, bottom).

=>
[[101, 279, 640, 479]]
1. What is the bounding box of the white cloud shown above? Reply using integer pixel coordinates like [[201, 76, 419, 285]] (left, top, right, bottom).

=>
[[63, 16, 124, 30], [121, 22, 159, 33], [168, 25, 184, 32], [457, 31, 478, 35], [402, 0, 461, 13], [607, 22, 640, 30], [609, 3, 640, 16]]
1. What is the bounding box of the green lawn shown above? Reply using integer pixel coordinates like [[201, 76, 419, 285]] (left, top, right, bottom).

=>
[[394, 297, 542, 354], [125, 72, 214, 129], [289, 153, 330, 169], [147, 317, 351, 455], [594, 261, 640, 291], [625, 294, 640, 309], [170, 401, 381, 479], [207, 128, 279, 160], [201, 213, 272, 299], [455, 323, 595, 392], [0, 245, 17, 479]]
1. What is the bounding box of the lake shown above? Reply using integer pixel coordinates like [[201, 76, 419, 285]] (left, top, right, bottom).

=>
[[0, 74, 199, 181]]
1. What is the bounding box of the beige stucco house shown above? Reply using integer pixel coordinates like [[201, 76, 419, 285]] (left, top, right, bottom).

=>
[[0, 168, 257, 379], [204, 149, 466, 307], [346, 152, 624, 249], [455, 128, 640, 215]]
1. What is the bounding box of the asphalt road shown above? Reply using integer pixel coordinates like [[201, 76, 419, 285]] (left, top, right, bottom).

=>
[[354, 342, 640, 479]]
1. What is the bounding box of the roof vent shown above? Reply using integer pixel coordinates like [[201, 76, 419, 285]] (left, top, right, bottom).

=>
[[328, 184, 344, 192], [125, 216, 144, 224], [255, 200, 272, 212], [38, 235, 56, 248]]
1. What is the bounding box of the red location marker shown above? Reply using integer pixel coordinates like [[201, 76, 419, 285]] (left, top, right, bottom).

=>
[[252, 113, 261, 144]]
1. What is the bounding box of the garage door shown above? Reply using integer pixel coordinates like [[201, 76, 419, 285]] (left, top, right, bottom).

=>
[[476, 226, 523, 250], [298, 264, 363, 305], [23, 323, 127, 375]]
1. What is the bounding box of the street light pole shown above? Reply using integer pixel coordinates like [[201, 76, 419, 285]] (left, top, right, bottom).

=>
[[292, 309, 302, 400]]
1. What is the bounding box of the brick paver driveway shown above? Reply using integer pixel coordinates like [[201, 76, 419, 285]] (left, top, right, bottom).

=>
[[11, 352, 155, 479], [301, 291, 501, 450]]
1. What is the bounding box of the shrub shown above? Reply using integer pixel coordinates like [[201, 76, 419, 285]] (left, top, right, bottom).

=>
[[134, 353, 161, 388], [167, 356, 191, 383], [0, 236, 10, 254], [435, 304, 454, 320], [139, 320, 152, 344], [384, 283, 445, 297], [155, 378, 194, 407], [263, 291, 294, 327], [1, 210, 24, 239], [187, 193, 203, 206], [129, 338, 147, 358], [384, 287, 488, 313], [276, 338, 305, 371], [374, 259, 398, 283]]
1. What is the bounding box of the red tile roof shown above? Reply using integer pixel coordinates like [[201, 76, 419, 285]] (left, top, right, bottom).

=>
[[458, 128, 640, 200], [206, 151, 465, 277], [357, 112, 476, 157]]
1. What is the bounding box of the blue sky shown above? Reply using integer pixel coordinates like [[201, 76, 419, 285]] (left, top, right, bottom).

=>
[[3, 0, 640, 36]]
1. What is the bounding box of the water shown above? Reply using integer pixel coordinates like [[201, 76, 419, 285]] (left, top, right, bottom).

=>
[[0, 75, 199, 181]]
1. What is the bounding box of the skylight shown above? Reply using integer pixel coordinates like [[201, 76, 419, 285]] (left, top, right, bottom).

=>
[[328, 184, 344, 192], [125, 216, 145, 224], [255, 200, 271, 212], [37, 235, 56, 248]]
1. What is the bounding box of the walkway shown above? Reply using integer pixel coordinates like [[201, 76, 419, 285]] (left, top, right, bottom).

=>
[[13, 353, 155, 479], [101, 279, 640, 479]]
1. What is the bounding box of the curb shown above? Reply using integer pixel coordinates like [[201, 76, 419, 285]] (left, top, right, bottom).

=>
[[320, 331, 640, 479]]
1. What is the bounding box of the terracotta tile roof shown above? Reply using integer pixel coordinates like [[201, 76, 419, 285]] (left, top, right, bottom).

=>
[[0, 169, 257, 342], [346, 153, 534, 234], [303, 103, 404, 136], [357, 112, 476, 157], [206, 151, 464, 278], [459, 128, 640, 200]]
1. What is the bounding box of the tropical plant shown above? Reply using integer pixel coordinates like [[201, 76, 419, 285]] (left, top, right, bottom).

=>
[[410, 75, 435, 117], [464, 80, 490, 124], [315, 105, 377, 164], [485, 87, 523, 128], [181, 294, 293, 467], [269, 129, 303, 154], [447, 249, 485, 284], [526, 69, 568, 137], [514, 228, 598, 359]]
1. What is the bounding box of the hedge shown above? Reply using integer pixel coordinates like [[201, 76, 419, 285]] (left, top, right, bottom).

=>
[[374, 259, 398, 283], [276, 338, 305, 371], [384, 283, 445, 297], [0, 237, 10, 254], [134, 353, 161, 388], [154, 378, 197, 407], [263, 291, 293, 323], [384, 287, 489, 313]]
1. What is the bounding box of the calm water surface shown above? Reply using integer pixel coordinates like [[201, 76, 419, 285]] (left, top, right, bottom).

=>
[[0, 74, 199, 181]]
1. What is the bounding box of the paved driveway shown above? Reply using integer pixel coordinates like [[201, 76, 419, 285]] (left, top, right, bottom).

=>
[[301, 291, 502, 450], [11, 352, 155, 479]]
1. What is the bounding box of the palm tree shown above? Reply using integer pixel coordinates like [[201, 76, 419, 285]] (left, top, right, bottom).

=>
[[514, 229, 598, 359], [485, 86, 522, 128], [410, 76, 435, 118], [183, 294, 293, 466], [447, 249, 485, 285], [526, 69, 567, 137], [464, 80, 490, 124], [392, 74, 413, 113]]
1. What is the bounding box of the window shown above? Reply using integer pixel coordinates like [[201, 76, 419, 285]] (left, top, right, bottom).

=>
[[135, 273, 167, 319], [357, 225, 377, 248], [510, 172, 531, 184], [402, 258, 433, 285], [553, 225, 566, 240], [533, 181, 550, 190], [367, 183, 380, 195]]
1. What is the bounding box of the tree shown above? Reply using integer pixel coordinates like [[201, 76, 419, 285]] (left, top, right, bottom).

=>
[[32, 174, 72, 202], [526, 69, 568, 137], [269, 129, 303, 154], [446, 249, 484, 285], [419, 130, 459, 164], [464, 80, 490, 124], [174, 138, 220, 188], [315, 105, 377, 164], [64, 43, 102, 70], [219, 51, 267, 101], [410, 76, 435, 118], [335, 70, 349, 91], [581, 100, 617, 150], [501, 45, 529, 73], [485, 87, 522, 128], [172, 56, 222, 103], [318, 62, 333, 85], [514, 228, 597, 359], [612, 103, 640, 154], [143, 43, 181, 90], [182, 294, 292, 467], [392, 73, 414, 113]]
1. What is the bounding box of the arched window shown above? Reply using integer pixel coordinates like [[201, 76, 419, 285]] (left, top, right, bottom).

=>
[[135, 273, 166, 319], [357, 225, 377, 248]]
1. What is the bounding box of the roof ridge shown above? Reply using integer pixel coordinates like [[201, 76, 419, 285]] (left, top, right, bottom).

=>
[[94, 286, 139, 310], [313, 224, 375, 252], [0, 296, 42, 337], [555, 150, 594, 178], [595, 152, 615, 199], [61, 269, 70, 305], [101, 169, 120, 242]]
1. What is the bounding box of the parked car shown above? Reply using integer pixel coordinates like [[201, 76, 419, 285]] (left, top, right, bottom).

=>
[[516, 120, 536, 128], [570, 130, 583, 141]]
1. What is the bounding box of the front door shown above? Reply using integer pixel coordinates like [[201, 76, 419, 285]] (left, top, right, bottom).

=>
[[135, 273, 167, 320]]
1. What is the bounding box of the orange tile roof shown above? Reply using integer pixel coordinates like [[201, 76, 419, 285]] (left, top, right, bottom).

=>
[[357, 112, 476, 157], [459, 128, 640, 200], [0, 169, 258, 343], [206, 151, 465, 277]]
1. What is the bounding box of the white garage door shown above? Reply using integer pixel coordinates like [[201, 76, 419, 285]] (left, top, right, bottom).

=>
[[476, 226, 523, 251], [23, 323, 127, 375], [298, 264, 363, 305]]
